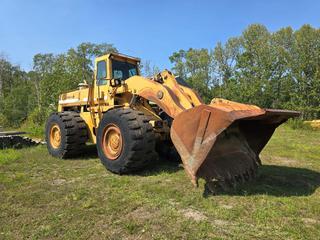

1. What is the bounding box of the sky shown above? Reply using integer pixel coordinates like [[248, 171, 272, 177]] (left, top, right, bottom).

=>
[[0, 0, 319, 71]]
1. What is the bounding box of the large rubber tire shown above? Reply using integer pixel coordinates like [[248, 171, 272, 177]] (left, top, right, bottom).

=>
[[97, 108, 158, 174], [45, 111, 88, 158]]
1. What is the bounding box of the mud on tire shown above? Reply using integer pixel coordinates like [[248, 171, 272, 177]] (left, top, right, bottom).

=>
[[97, 108, 158, 174], [45, 111, 88, 158]]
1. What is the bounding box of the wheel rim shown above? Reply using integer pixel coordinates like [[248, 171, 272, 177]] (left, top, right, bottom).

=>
[[102, 124, 123, 160], [50, 124, 61, 149]]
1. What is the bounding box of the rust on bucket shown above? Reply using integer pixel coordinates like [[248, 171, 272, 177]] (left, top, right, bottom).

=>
[[170, 99, 299, 189]]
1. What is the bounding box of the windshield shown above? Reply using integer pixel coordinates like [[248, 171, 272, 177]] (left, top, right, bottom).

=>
[[112, 60, 138, 80]]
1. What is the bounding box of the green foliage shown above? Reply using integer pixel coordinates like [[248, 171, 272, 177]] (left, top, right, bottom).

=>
[[169, 48, 214, 102], [19, 107, 56, 138], [0, 112, 8, 127], [1, 80, 34, 126], [32, 42, 117, 111], [17, 108, 50, 138], [0, 42, 117, 128], [285, 118, 315, 131], [19, 121, 45, 139], [170, 24, 320, 118], [27, 108, 51, 125]]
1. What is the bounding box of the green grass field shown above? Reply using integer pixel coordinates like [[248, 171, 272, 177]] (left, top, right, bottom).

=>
[[1, 126, 320, 239]]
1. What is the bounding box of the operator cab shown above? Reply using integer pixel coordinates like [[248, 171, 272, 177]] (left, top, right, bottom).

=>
[[95, 53, 140, 86]]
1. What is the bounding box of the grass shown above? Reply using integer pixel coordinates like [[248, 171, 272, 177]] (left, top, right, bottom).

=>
[[0, 125, 320, 239]]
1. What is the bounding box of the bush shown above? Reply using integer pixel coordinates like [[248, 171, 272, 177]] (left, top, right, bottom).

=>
[[19, 107, 54, 139], [285, 118, 314, 131], [19, 121, 45, 139], [0, 113, 9, 128], [28, 108, 50, 125], [1, 85, 31, 127]]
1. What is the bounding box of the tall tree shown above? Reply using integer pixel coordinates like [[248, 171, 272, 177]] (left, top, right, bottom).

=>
[[142, 60, 160, 77], [212, 37, 241, 99], [290, 25, 320, 118], [170, 48, 213, 102]]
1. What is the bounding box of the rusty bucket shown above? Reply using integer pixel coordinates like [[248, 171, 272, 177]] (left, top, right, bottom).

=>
[[170, 99, 299, 190]]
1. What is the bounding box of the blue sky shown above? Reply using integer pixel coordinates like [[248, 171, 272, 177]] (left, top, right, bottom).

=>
[[0, 0, 319, 71]]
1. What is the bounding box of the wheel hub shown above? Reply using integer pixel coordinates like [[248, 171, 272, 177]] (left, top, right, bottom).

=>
[[102, 124, 123, 160], [50, 124, 61, 149]]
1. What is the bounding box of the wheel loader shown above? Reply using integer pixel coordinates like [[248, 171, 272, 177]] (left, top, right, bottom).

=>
[[45, 52, 299, 191]]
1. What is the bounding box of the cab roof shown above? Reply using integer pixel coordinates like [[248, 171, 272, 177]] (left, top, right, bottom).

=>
[[96, 52, 140, 63]]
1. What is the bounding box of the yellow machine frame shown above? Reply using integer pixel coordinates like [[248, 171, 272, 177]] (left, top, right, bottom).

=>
[[57, 52, 202, 144]]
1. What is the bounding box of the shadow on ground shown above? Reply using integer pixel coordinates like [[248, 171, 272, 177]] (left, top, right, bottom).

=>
[[65, 147, 320, 198], [136, 158, 183, 176], [68, 144, 99, 160], [138, 162, 320, 197], [68, 145, 183, 175], [204, 165, 320, 197]]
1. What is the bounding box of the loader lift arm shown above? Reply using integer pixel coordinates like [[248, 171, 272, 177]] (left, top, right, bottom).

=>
[[124, 70, 203, 118]]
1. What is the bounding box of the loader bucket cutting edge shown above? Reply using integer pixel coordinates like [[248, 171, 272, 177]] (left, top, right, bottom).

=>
[[170, 101, 299, 189]]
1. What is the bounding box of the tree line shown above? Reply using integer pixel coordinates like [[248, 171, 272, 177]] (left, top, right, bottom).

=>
[[0, 43, 117, 126], [170, 24, 320, 119], [0, 24, 319, 128]]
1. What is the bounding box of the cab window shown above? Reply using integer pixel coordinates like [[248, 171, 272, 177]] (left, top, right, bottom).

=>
[[112, 60, 137, 81], [97, 60, 107, 85]]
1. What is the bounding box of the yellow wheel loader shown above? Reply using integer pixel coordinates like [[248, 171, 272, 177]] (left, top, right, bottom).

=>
[[45, 52, 299, 190]]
